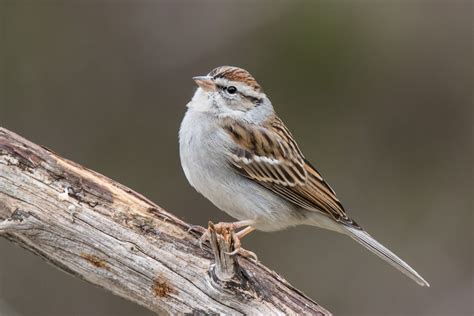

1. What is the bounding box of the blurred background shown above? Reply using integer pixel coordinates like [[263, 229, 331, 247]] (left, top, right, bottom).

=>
[[0, 1, 472, 315]]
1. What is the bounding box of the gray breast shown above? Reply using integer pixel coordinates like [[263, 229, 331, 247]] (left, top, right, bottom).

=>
[[179, 109, 231, 192], [179, 108, 303, 231]]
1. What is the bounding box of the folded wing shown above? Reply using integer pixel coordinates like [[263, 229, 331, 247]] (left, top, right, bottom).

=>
[[221, 115, 360, 228]]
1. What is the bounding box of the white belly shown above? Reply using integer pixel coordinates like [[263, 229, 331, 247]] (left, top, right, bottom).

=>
[[179, 109, 302, 231]]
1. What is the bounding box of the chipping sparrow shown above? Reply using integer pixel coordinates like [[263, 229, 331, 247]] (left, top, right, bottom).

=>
[[179, 66, 429, 287]]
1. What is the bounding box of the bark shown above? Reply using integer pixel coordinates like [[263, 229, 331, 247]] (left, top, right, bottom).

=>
[[0, 127, 330, 315]]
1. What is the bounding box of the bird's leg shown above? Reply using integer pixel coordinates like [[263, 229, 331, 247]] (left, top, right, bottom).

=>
[[214, 220, 255, 233], [235, 226, 256, 239], [198, 220, 256, 252], [225, 226, 256, 252]]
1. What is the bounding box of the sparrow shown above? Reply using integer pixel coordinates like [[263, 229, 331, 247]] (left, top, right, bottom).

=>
[[179, 66, 429, 287]]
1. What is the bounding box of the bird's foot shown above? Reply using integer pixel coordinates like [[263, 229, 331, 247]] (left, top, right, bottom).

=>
[[198, 221, 258, 261], [198, 221, 235, 249], [225, 235, 258, 262]]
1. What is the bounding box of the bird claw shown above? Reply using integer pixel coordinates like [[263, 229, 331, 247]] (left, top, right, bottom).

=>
[[187, 224, 206, 234], [197, 222, 233, 249], [228, 227, 258, 262], [195, 221, 258, 261], [198, 229, 211, 249], [225, 247, 259, 262]]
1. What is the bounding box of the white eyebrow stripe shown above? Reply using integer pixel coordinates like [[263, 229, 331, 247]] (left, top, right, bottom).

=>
[[214, 78, 229, 87]]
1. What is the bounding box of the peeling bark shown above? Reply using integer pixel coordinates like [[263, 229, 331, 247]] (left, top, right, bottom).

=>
[[0, 127, 330, 315]]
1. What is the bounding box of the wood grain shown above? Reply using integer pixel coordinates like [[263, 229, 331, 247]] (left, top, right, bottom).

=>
[[0, 127, 330, 315]]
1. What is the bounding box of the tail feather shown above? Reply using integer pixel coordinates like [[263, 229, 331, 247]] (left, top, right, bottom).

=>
[[344, 225, 430, 287]]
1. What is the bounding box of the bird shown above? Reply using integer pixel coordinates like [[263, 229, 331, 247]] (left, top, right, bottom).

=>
[[179, 65, 429, 287]]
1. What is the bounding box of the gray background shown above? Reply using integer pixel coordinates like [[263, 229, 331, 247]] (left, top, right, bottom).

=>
[[0, 1, 472, 315]]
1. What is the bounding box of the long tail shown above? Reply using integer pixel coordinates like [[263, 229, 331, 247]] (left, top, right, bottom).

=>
[[344, 225, 430, 287]]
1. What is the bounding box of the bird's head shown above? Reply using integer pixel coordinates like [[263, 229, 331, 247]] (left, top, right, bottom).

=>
[[190, 66, 273, 122]]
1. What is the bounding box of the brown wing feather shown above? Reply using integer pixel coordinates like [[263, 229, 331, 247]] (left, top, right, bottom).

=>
[[221, 115, 360, 228], [222, 116, 307, 187]]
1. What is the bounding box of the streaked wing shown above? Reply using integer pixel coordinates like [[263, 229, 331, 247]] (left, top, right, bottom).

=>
[[221, 115, 359, 228]]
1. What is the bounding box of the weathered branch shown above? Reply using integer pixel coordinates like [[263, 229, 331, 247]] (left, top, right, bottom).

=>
[[0, 127, 330, 315]]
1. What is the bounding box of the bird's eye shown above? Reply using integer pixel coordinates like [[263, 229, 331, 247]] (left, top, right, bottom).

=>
[[227, 86, 237, 94]]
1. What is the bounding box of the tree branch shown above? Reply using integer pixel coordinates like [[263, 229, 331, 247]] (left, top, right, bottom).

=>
[[0, 127, 330, 315]]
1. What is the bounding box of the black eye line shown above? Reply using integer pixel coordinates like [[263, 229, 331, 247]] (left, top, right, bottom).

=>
[[217, 84, 237, 95], [216, 84, 262, 105], [216, 84, 229, 92], [243, 94, 263, 105]]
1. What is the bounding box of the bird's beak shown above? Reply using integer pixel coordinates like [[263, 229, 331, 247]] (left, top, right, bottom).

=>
[[193, 76, 216, 92]]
